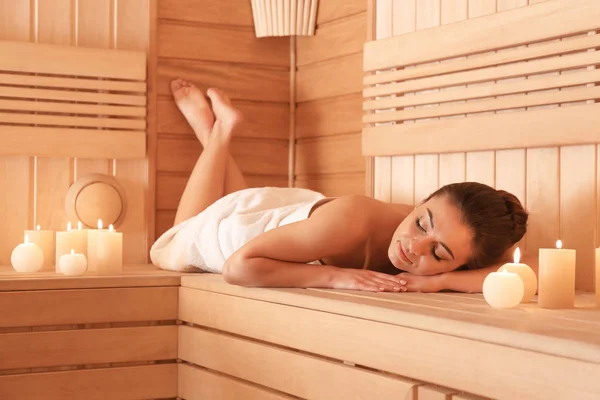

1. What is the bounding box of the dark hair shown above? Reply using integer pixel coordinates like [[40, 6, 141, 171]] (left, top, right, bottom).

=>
[[425, 182, 528, 270]]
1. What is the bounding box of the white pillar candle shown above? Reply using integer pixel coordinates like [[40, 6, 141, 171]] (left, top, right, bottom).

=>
[[11, 234, 44, 273], [93, 223, 123, 275], [55, 221, 87, 272], [58, 249, 88, 276], [87, 219, 107, 273], [595, 247, 600, 308], [538, 240, 576, 309], [24, 225, 55, 271], [483, 268, 524, 309], [497, 247, 537, 303]]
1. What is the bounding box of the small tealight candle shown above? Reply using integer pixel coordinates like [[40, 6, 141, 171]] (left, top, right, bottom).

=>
[[483, 268, 524, 309], [11, 234, 44, 273], [538, 240, 576, 309], [497, 247, 537, 303], [58, 249, 87, 276], [55, 221, 88, 272]]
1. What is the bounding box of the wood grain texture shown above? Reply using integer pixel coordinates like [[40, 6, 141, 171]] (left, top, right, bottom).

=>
[[156, 210, 177, 238], [297, 53, 363, 102], [295, 173, 366, 197], [0, 157, 30, 265], [317, 0, 366, 25], [159, 0, 253, 26], [296, 93, 362, 137], [295, 134, 364, 175]]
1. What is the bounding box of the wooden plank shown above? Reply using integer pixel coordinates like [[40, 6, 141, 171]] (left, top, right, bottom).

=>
[[297, 53, 363, 102], [147, 0, 159, 250], [391, 156, 415, 205], [376, 0, 393, 39], [442, 0, 468, 25], [419, 385, 459, 400], [76, 0, 110, 48], [495, 149, 526, 248], [158, 98, 289, 139], [157, 59, 289, 102], [156, 210, 176, 238], [373, 157, 391, 202], [0, 364, 178, 400], [297, 12, 366, 66], [364, 0, 600, 71], [317, 0, 366, 25], [158, 22, 289, 67], [0, 326, 177, 369], [414, 155, 439, 204], [497, 0, 527, 12], [0, 287, 178, 327], [295, 134, 364, 175], [37, 0, 72, 45], [0, 157, 30, 265], [179, 363, 295, 400], [466, 151, 495, 187], [295, 172, 365, 197], [468, 0, 497, 18], [364, 85, 600, 123], [296, 94, 362, 138], [115, 0, 149, 51], [1, 126, 145, 159], [159, 0, 254, 26], [560, 145, 596, 291], [392, 0, 415, 36], [0, 99, 146, 117], [0, 0, 30, 41], [157, 137, 288, 175], [0, 86, 146, 106], [179, 286, 600, 400], [417, 0, 441, 31], [439, 153, 466, 187], [0, 40, 145, 80], [35, 157, 70, 233], [362, 104, 600, 156], [179, 325, 418, 400], [0, 112, 145, 130]]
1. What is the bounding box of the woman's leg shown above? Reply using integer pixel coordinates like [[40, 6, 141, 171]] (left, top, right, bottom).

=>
[[171, 79, 247, 196], [171, 82, 245, 225]]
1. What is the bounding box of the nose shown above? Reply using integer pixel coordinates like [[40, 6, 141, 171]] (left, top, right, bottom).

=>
[[410, 236, 431, 256]]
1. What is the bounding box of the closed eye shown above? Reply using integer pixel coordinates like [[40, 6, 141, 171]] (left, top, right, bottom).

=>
[[415, 217, 426, 232]]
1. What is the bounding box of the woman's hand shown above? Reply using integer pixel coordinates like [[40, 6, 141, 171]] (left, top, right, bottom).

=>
[[330, 268, 405, 292], [396, 272, 444, 293]]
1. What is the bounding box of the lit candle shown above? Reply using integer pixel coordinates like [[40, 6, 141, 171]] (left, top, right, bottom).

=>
[[538, 240, 576, 309], [497, 247, 537, 303], [55, 221, 87, 272], [89, 221, 123, 275], [24, 225, 55, 271], [58, 249, 88, 276], [11, 234, 44, 273], [87, 219, 106, 273], [483, 268, 524, 308]]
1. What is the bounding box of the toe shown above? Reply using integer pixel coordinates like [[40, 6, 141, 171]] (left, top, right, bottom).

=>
[[170, 78, 184, 93], [207, 88, 232, 105]]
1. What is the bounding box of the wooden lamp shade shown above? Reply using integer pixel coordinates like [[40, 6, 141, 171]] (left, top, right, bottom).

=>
[[251, 0, 319, 37]]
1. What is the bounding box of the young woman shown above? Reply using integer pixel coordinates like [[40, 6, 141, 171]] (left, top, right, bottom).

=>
[[151, 80, 530, 294]]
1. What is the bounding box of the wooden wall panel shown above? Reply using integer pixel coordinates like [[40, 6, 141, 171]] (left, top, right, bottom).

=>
[[159, 0, 254, 26], [295, 0, 367, 196]]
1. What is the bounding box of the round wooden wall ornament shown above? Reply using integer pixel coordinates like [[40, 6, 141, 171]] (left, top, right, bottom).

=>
[[65, 174, 127, 229]]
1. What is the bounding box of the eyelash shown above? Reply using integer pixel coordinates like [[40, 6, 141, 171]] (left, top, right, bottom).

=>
[[415, 217, 442, 261]]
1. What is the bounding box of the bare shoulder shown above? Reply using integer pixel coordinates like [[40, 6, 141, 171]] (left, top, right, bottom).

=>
[[310, 195, 391, 229]]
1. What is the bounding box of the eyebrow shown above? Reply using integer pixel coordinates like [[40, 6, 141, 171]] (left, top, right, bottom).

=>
[[427, 208, 455, 260]]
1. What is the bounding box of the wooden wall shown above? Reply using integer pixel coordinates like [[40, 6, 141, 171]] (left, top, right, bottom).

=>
[[0, 0, 149, 265], [155, 0, 291, 237], [373, 0, 599, 291], [294, 0, 367, 196]]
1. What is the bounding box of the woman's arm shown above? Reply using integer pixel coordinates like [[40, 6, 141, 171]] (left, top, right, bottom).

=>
[[223, 196, 405, 291]]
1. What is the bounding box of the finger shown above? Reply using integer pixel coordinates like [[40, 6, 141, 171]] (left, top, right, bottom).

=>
[[370, 272, 405, 285], [356, 282, 385, 292], [366, 278, 401, 292]]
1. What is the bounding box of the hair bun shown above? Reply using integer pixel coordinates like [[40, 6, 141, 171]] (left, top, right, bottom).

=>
[[497, 190, 528, 245]]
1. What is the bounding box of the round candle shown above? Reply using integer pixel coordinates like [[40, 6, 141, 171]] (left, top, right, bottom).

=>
[[11, 234, 44, 273], [539, 240, 576, 309], [497, 247, 537, 303], [483, 268, 524, 309], [59, 249, 88, 276], [25, 225, 55, 271]]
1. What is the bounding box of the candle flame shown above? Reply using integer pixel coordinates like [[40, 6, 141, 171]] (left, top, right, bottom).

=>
[[514, 247, 521, 264], [109, 224, 114, 232], [67, 221, 72, 231], [36, 225, 40, 231], [556, 240, 563, 249], [502, 267, 508, 274], [78, 221, 82, 230], [24, 234, 28, 244], [98, 219, 103, 230], [70, 249, 75, 255]]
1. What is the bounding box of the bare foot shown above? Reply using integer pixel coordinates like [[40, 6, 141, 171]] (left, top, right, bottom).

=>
[[170, 79, 214, 146], [206, 88, 244, 134]]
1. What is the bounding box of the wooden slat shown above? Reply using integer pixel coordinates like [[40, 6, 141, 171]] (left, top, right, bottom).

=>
[[419, 385, 459, 400], [391, 156, 415, 205], [1, 126, 145, 159], [37, 0, 71, 45], [179, 284, 600, 400], [157, 59, 289, 102], [35, 157, 70, 232], [364, 85, 600, 123], [179, 363, 295, 400], [0, 287, 178, 327], [414, 155, 439, 203], [179, 325, 418, 400], [373, 157, 391, 201], [392, 0, 415, 36], [156, 210, 176, 238], [0, 73, 146, 92], [0, 112, 145, 130], [466, 151, 495, 187], [0, 326, 177, 369], [295, 172, 365, 197], [364, 68, 600, 110], [158, 98, 289, 139], [439, 153, 466, 186], [495, 149, 526, 249], [317, 0, 366, 25], [364, 0, 600, 71], [442, 0, 467, 25], [0, 364, 178, 400], [295, 133, 363, 175], [0, 157, 30, 265], [157, 137, 288, 175], [362, 103, 600, 156], [297, 53, 362, 102], [0, 40, 145, 80], [364, 50, 600, 98], [159, 0, 254, 26], [0, 99, 146, 117], [296, 93, 363, 137], [365, 28, 600, 85], [0, 0, 30, 42], [0, 85, 146, 106], [297, 12, 366, 66], [77, 0, 111, 48], [158, 22, 289, 67]]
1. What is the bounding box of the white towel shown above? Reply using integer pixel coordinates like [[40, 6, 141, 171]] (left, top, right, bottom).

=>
[[150, 187, 326, 273]]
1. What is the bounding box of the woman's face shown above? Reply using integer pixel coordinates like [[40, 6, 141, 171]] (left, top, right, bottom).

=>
[[388, 195, 474, 276]]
